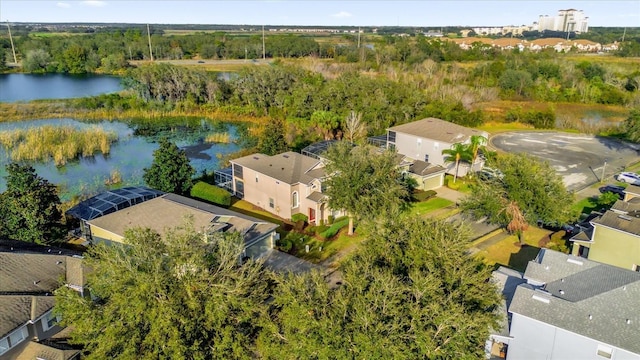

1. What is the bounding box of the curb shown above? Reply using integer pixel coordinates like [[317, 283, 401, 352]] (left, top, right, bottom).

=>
[[469, 228, 505, 248]]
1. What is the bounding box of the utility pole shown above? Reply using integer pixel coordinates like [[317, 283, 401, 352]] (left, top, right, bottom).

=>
[[622, 27, 627, 42], [147, 24, 154, 61], [262, 25, 266, 60], [6, 20, 17, 64], [357, 26, 361, 48], [601, 159, 607, 183]]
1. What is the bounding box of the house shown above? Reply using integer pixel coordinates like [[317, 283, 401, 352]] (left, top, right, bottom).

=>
[[0, 241, 84, 359], [406, 160, 446, 191], [229, 151, 334, 224], [570, 197, 640, 271], [504, 249, 640, 360], [386, 118, 489, 177], [84, 193, 278, 259], [623, 184, 640, 202]]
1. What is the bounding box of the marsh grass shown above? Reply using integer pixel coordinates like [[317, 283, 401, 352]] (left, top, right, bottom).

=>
[[205, 132, 231, 143], [0, 125, 118, 166]]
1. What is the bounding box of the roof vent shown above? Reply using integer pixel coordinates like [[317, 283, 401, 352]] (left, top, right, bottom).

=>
[[627, 319, 632, 325], [283, 154, 289, 158], [567, 258, 583, 265], [33, 280, 40, 285], [559, 290, 565, 295], [588, 314, 593, 320], [618, 214, 633, 221], [56, 261, 63, 265], [253, 156, 259, 160], [532, 294, 550, 304]]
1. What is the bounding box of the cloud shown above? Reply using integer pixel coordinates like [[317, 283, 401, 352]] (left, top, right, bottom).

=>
[[81, 1, 107, 7], [331, 11, 352, 18], [56, 2, 71, 8]]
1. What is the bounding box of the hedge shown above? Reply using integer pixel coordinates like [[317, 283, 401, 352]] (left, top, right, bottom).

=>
[[291, 213, 308, 223], [319, 218, 350, 239], [190, 181, 231, 207]]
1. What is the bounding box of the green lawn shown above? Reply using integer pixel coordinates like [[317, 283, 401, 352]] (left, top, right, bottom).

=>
[[444, 175, 475, 193], [297, 231, 365, 263], [474, 227, 551, 272], [409, 197, 454, 217]]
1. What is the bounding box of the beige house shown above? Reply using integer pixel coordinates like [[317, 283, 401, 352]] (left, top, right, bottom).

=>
[[386, 118, 489, 177], [0, 243, 84, 359], [86, 193, 278, 259], [230, 152, 333, 223], [570, 197, 640, 272]]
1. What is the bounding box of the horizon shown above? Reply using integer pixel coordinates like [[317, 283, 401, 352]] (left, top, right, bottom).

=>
[[1, 1, 639, 28]]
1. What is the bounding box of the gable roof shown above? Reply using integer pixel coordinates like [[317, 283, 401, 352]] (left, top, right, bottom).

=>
[[409, 160, 446, 177], [511, 249, 640, 354], [591, 210, 640, 237], [16, 340, 80, 360], [87, 193, 277, 245], [0, 296, 56, 339], [231, 152, 324, 185], [387, 118, 487, 144], [624, 184, 640, 196]]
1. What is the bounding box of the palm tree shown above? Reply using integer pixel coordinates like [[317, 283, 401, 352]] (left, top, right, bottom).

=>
[[468, 135, 488, 170], [442, 143, 473, 183], [504, 201, 529, 244]]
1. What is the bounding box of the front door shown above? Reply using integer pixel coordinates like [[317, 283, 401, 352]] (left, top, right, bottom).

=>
[[309, 208, 316, 223]]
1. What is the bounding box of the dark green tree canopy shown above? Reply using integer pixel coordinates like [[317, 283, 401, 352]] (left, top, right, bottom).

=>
[[55, 223, 272, 359], [0, 163, 64, 244], [143, 138, 195, 195], [623, 109, 640, 143], [258, 218, 500, 359], [461, 153, 575, 227], [323, 141, 408, 234], [257, 119, 289, 156]]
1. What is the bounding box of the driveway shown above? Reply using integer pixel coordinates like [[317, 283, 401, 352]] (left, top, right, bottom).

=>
[[490, 132, 639, 192]]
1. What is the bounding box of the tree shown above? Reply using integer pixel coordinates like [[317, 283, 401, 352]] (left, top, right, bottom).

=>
[[461, 153, 576, 231], [0, 163, 64, 244], [499, 69, 533, 97], [143, 138, 195, 195], [623, 109, 640, 143], [258, 218, 500, 359], [323, 142, 408, 235], [468, 135, 488, 169], [504, 201, 529, 244], [343, 111, 367, 144], [309, 110, 340, 140], [257, 119, 289, 156], [442, 143, 472, 183], [55, 223, 272, 359], [22, 49, 52, 73]]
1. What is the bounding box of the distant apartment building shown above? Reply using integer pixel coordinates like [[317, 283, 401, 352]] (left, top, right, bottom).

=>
[[537, 9, 589, 33]]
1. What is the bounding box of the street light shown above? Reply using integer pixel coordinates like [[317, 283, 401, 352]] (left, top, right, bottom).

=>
[[601, 159, 608, 183]]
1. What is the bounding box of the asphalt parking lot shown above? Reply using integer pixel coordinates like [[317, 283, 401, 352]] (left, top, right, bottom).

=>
[[490, 132, 640, 192]]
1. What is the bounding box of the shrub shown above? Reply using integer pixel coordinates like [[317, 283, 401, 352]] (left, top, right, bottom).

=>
[[319, 218, 350, 239], [277, 238, 293, 252], [314, 225, 329, 235], [327, 215, 335, 225], [190, 181, 231, 206], [291, 213, 308, 223]]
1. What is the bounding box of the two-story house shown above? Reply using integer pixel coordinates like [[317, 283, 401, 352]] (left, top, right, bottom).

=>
[[570, 196, 640, 272], [0, 241, 84, 359], [386, 118, 489, 177], [504, 249, 640, 360], [230, 151, 333, 223]]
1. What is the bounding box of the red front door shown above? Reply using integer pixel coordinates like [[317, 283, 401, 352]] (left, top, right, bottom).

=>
[[309, 208, 316, 222]]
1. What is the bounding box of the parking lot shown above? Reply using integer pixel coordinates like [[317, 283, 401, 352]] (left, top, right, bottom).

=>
[[490, 132, 640, 191]]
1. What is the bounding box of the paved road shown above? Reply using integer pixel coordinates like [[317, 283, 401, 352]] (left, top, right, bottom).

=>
[[490, 132, 639, 192]]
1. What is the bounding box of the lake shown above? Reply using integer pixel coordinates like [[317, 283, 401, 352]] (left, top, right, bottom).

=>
[[0, 118, 241, 200], [0, 73, 122, 102]]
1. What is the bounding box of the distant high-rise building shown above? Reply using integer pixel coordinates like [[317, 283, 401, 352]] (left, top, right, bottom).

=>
[[537, 9, 589, 33]]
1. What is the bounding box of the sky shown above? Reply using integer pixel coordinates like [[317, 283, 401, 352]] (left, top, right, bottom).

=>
[[1, 1, 639, 27]]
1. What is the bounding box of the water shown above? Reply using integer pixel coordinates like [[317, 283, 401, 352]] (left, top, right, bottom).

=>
[[0, 73, 122, 102], [0, 118, 241, 200]]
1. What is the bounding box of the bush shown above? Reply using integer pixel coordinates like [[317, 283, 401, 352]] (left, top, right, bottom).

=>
[[291, 213, 308, 223], [277, 238, 293, 252], [319, 218, 350, 239], [327, 215, 335, 225], [414, 190, 437, 202], [190, 181, 231, 207]]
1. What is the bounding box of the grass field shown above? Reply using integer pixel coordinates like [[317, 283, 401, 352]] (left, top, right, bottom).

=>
[[474, 227, 551, 272], [475, 100, 629, 124]]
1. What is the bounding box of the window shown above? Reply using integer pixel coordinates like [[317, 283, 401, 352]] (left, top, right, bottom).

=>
[[434, 142, 439, 149], [417, 138, 422, 146], [233, 164, 243, 179], [255, 174, 259, 183], [0, 337, 9, 355], [8, 327, 28, 349], [269, 198, 274, 209], [424, 154, 429, 163], [388, 131, 396, 143], [596, 345, 613, 359], [292, 191, 299, 208], [42, 311, 59, 332], [634, 264, 640, 272]]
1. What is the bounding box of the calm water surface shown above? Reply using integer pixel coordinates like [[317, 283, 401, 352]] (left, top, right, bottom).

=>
[[0, 119, 240, 200], [0, 73, 122, 102]]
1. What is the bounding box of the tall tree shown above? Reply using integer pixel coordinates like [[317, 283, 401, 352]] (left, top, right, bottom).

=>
[[468, 134, 488, 168], [55, 224, 272, 359], [461, 153, 576, 230], [257, 119, 289, 156], [258, 218, 500, 359], [442, 142, 473, 183], [143, 138, 195, 195], [323, 141, 408, 235], [343, 111, 368, 144], [0, 163, 64, 244]]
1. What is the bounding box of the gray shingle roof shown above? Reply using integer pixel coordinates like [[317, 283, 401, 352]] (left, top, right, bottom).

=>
[[87, 193, 277, 246], [409, 160, 446, 176], [592, 210, 640, 237], [231, 152, 324, 185], [611, 198, 640, 213], [624, 184, 640, 196], [0, 295, 56, 338], [387, 117, 488, 144], [511, 249, 640, 354]]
